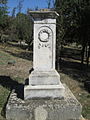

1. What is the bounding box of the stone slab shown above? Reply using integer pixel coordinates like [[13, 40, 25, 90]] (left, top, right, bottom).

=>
[[6, 84, 82, 120], [24, 84, 65, 100], [29, 11, 59, 20], [29, 70, 61, 85], [25, 70, 65, 100]]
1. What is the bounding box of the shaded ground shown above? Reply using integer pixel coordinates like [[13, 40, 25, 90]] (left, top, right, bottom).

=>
[[0, 43, 32, 120], [59, 46, 90, 119], [60, 46, 90, 87], [0, 43, 90, 119]]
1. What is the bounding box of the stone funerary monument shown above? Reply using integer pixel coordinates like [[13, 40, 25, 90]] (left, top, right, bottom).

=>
[[6, 10, 82, 120], [24, 11, 65, 99]]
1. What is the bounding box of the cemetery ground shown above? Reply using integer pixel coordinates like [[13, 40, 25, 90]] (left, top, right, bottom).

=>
[[0, 42, 90, 120]]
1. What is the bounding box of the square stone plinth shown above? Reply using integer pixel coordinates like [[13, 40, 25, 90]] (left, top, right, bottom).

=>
[[29, 70, 61, 85], [6, 84, 82, 120], [24, 84, 64, 100], [24, 70, 65, 100]]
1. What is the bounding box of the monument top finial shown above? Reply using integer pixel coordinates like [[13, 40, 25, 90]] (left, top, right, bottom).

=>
[[28, 10, 59, 20]]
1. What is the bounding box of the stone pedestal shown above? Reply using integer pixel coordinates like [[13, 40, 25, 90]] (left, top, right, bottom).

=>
[[24, 11, 65, 100], [25, 70, 64, 99], [6, 84, 82, 120]]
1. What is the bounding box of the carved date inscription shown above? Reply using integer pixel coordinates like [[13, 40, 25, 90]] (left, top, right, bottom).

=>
[[38, 43, 50, 49]]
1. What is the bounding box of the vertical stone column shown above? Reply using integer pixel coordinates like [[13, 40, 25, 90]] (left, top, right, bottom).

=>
[[34, 19, 56, 71], [24, 11, 65, 100]]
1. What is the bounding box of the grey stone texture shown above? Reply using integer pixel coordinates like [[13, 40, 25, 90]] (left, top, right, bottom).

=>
[[24, 70, 65, 100], [6, 84, 82, 120], [29, 70, 61, 85]]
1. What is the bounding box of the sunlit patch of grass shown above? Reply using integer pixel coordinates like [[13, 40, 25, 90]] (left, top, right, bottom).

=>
[[82, 106, 90, 119], [78, 93, 90, 119], [0, 86, 10, 108], [0, 51, 13, 65], [0, 86, 10, 119], [61, 73, 90, 119], [12, 76, 24, 84]]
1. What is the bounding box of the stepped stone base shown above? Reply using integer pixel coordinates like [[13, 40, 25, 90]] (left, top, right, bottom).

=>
[[29, 70, 61, 85], [24, 84, 65, 100], [6, 84, 82, 120], [24, 70, 65, 100]]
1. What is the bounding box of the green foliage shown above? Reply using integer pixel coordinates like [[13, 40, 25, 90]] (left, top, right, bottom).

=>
[[0, 0, 8, 27], [0, 0, 7, 4], [0, 0, 10, 43], [0, 86, 9, 108], [56, 0, 78, 44], [56, 0, 90, 43], [55, 0, 90, 66], [78, 93, 90, 118], [0, 0, 32, 47], [15, 13, 33, 44], [0, 51, 14, 65]]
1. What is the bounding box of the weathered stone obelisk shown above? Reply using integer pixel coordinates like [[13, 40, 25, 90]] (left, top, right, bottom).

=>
[[24, 11, 65, 99]]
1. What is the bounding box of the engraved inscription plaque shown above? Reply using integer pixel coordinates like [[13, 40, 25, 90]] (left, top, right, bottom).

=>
[[34, 26, 53, 71]]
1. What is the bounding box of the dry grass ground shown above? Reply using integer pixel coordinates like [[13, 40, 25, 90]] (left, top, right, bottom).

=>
[[0, 43, 90, 120]]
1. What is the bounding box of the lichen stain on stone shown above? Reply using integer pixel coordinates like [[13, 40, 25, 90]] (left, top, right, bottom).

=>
[[35, 106, 48, 120]]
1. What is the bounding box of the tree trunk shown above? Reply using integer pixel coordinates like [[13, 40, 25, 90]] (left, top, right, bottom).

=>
[[56, 48, 60, 71], [81, 44, 85, 65], [86, 45, 90, 67], [85, 45, 88, 60]]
